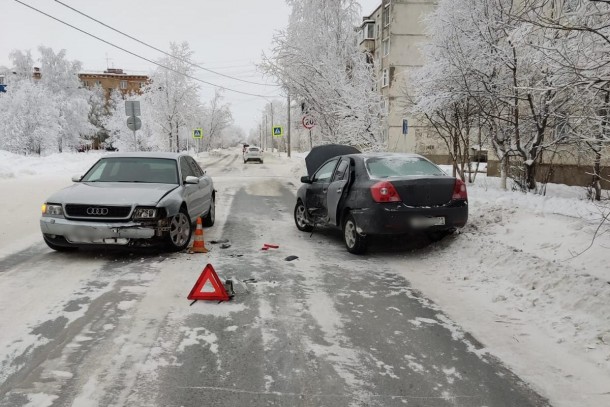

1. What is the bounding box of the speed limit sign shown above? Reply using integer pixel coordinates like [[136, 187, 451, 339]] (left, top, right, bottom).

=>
[[302, 115, 315, 129]]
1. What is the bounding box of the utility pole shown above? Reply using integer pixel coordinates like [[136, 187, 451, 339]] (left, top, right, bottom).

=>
[[263, 112, 267, 151], [270, 102, 274, 153], [287, 93, 291, 157]]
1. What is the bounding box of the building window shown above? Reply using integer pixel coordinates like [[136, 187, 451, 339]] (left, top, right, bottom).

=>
[[364, 23, 374, 40], [382, 69, 389, 88], [382, 38, 390, 56], [95, 80, 102, 86], [383, 4, 390, 27], [0, 76, 5, 85], [120, 80, 128, 90]]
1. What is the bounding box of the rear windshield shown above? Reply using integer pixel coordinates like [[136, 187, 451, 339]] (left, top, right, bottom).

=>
[[248, 148, 260, 152], [81, 157, 179, 184], [365, 156, 445, 178]]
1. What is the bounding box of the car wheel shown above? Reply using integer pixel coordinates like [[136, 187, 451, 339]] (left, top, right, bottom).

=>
[[166, 208, 192, 252], [343, 212, 367, 254], [202, 196, 215, 227], [43, 235, 78, 252], [294, 200, 313, 232]]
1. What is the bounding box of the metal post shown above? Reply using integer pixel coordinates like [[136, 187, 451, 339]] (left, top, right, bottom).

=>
[[309, 129, 313, 150], [270, 102, 274, 153], [264, 114, 267, 151], [287, 93, 291, 158]]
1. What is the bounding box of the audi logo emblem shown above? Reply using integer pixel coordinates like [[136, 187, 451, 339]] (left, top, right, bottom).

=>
[[86, 207, 109, 216]]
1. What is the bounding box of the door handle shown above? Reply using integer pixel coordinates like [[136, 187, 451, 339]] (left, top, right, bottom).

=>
[[337, 188, 342, 193], [323, 189, 328, 193]]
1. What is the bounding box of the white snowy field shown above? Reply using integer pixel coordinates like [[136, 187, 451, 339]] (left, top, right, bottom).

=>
[[0, 149, 609, 406]]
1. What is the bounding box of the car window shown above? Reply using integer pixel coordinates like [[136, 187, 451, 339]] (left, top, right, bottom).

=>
[[313, 159, 339, 182], [332, 159, 350, 181], [186, 156, 204, 177], [180, 157, 196, 181], [81, 158, 179, 184], [248, 147, 259, 152], [365, 156, 445, 178]]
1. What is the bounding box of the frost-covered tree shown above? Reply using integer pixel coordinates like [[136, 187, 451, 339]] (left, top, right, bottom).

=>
[[0, 47, 93, 155], [202, 89, 233, 151], [144, 42, 201, 152], [262, 0, 385, 151], [215, 125, 244, 149], [38, 47, 94, 152], [411, 0, 580, 191], [85, 84, 108, 149]]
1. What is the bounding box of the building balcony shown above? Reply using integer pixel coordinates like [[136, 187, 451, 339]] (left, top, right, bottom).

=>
[[359, 38, 376, 53]]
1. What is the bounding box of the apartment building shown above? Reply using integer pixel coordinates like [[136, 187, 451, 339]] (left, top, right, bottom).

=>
[[79, 68, 149, 100], [359, 0, 437, 155]]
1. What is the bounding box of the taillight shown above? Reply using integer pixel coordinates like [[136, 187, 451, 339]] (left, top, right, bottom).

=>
[[452, 178, 468, 200], [370, 181, 401, 203]]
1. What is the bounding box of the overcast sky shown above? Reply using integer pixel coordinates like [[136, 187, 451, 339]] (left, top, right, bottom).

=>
[[1, 0, 382, 133]]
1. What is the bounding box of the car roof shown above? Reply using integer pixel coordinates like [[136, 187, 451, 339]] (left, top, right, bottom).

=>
[[343, 152, 427, 160], [102, 152, 186, 160]]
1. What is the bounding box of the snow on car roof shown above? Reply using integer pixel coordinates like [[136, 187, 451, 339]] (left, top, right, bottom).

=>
[[103, 152, 186, 160]]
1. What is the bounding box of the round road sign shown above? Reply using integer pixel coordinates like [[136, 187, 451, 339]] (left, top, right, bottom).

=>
[[126, 116, 142, 131], [302, 115, 315, 129]]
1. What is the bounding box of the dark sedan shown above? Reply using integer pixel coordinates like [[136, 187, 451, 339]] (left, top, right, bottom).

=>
[[294, 146, 468, 254]]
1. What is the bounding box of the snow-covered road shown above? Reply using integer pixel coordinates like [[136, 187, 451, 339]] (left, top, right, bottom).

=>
[[0, 149, 608, 407]]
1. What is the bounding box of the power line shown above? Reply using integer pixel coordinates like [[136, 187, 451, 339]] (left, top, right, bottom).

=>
[[54, 0, 280, 88], [14, 0, 281, 99]]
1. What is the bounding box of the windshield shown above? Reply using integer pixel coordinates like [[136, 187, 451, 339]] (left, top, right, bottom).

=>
[[81, 157, 179, 184], [365, 156, 445, 178]]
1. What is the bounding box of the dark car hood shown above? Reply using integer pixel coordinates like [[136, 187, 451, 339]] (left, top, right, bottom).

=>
[[306, 144, 361, 176], [46, 182, 179, 206]]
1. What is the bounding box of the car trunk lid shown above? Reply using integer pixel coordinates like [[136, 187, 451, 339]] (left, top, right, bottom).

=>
[[386, 177, 456, 207]]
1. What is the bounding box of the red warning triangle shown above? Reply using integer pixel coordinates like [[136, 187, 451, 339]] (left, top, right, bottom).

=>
[[188, 264, 230, 301]]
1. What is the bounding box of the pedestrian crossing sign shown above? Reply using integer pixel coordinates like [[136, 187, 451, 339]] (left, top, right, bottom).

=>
[[272, 126, 283, 137], [193, 128, 203, 139]]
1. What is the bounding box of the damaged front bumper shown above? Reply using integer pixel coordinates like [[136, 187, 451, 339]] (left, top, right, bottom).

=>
[[40, 217, 165, 245]]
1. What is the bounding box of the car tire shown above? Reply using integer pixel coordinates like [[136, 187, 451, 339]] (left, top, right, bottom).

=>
[[43, 235, 78, 252], [202, 196, 215, 227], [294, 200, 313, 232], [166, 208, 193, 252], [343, 212, 367, 255]]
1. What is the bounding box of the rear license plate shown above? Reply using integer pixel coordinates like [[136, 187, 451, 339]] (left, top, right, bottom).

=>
[[411, 217, 445, 228]]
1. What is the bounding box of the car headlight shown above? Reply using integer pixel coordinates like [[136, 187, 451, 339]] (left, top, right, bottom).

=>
[[132, 208, 157, 219], [42, 203, 64, 217]]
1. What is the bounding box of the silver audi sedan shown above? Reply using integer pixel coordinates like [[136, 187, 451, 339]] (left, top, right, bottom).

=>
[[40, 152, 215, 252]]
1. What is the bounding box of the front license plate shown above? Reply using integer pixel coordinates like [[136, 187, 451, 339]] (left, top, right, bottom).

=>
[[411, 217, 445, 228]]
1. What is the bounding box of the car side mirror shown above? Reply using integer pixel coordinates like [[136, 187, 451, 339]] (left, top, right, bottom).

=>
[[184, 176, 200, 184], [72, 175, 82, 182], [300, 175, 312, 184]]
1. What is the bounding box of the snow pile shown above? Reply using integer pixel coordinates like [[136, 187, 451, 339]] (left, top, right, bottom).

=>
[[0, 150, 103, 179]]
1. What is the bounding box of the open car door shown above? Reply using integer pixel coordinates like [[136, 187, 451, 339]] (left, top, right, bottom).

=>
[[326, 157, 351, 226]]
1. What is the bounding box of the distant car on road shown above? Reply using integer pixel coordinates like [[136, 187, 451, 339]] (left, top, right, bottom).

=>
[[244, 146, 263, 164], [40, 152, 215, 252], [294, 145, 468, 254]]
